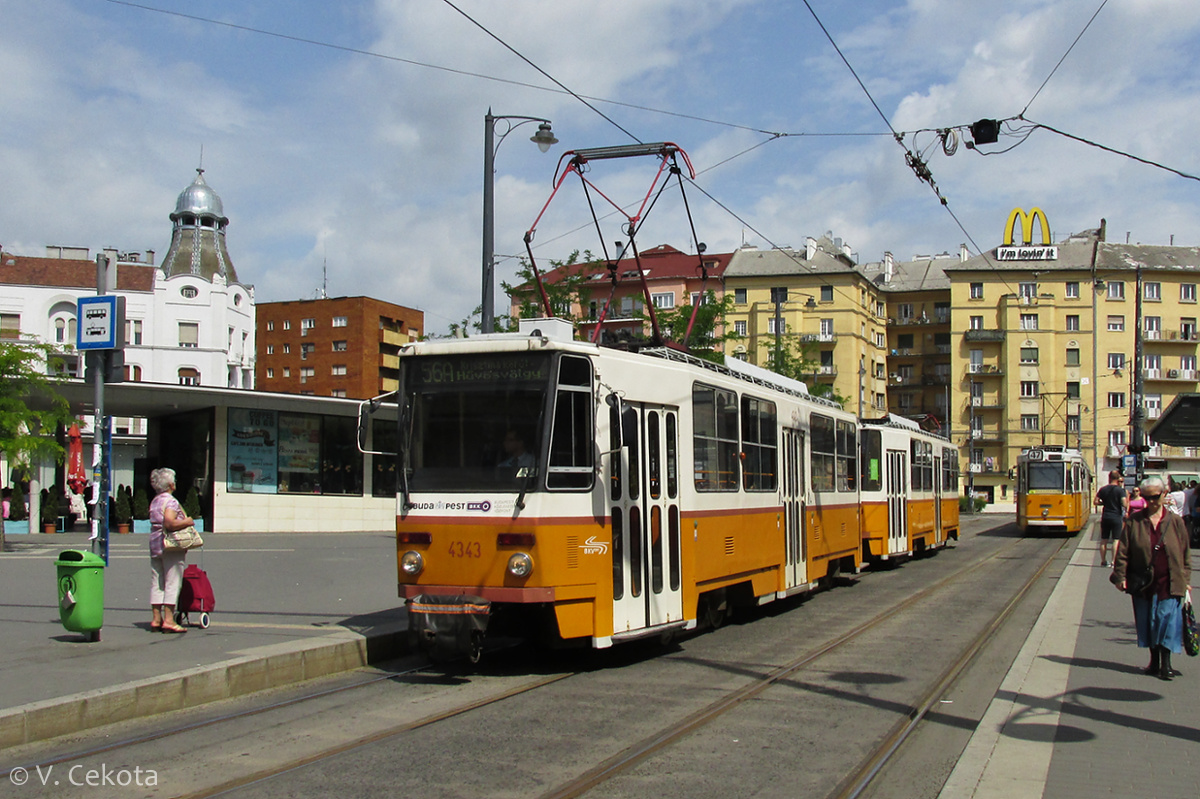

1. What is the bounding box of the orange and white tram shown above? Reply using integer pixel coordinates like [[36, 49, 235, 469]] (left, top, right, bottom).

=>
[[388, 325, 958, 660], [1015, 446, 1093, 534], [859, 416, 959, 562]]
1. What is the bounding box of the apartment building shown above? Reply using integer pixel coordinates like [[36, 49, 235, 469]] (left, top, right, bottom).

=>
[[255, 297, 423, 399]]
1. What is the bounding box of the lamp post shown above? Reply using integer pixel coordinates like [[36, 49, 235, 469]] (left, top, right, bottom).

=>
[[481, 110, 557, 334]]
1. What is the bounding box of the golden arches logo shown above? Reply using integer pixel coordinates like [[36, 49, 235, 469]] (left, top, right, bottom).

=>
[[1003, 207, 1051, 246]]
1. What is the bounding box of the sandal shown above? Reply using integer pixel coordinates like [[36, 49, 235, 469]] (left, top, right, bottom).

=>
[[149, 623, 162, 631], [161, 624, 187, 634]]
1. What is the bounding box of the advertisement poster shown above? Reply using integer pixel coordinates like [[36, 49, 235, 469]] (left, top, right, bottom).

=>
[[227, 408, 278, 493], [277, 413, 322, 492]]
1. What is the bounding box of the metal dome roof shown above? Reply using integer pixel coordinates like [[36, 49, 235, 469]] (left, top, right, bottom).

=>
[[172, 169, 226, 220]]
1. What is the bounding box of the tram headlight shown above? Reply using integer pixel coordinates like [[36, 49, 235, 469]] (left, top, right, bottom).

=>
[[401, 550, 425, 576], [507, 552, 534, 578]]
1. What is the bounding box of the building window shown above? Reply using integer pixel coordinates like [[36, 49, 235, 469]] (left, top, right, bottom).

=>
[[1019, 314, 1038, 330], [1020, 347, 1039, 364], [969, 316, 983, 330], [734, 288, 747, 304], [897, 303, 914, 321], [333, 340, 348, 351], [1108, 353, 1125, 370], [266, 345, 275, 355], [1144, 282, 1161, 301], [1109, 430, 1126, 449], [1107, 315, 1124, 331], [178, 367, 200, 386], [283, 367, 291, 378], [1181, 319, 1197, 340], [283, 320, 291, 330], [1065, 281, 1079, 298], [1182, 354, 1197, 372], [1107, 281, 1125, 300], [651, 292, 675, 309], [1066, 348, 1080, 366], [267, 368, 274, 378], [123, 364, 142, 382], [283, 343, 291, 354], [769, 287, 788, 304], [300, 318, 316, 336], [53, 316, 77, 344], [1021, 414, 1040, 431], [300, 367, 314, 383], [331, 364, 346, 376], [733, 320, 747, 336], [1067, 381, 1080, 399], [234, 293, 242, 307], [332, 316, 348, 328], [331, 389, 347, 398], [820, 318, 834, 337], [181, 286, 198, 299], [1020, 381, 1039, 398], [970, 283, 983, 299], [125, 319, 143, 346], [820, 285, 834, 302], [1108, 392, 1126, 408], [1144, 316, 1161, 338], [767, 318, 786, 334], [1019, 282, 1037, 298], [1066, 314, 1080, 331], [267, 321, 275, 332], [300, 343, 315, 360], [178, 322, 199, 348], [1067, 415, 1080, 432], [1182, 284, 1196, 303]]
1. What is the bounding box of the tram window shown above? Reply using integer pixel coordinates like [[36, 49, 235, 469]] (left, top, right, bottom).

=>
[[860, 430, 882, 492], [810, 414, 836, 492], [911, 440, 933, 491], [666, 414, 678, 499], [1027, 462, 1065, 490], [836, 420, 857, 492], [628, 410, 640, 501], [559, 355, 591, 387], [650, 505, 664, 593], [693, 384, 739, 491], [548, 385, 594, 490], [648, 412, 662, 499], [741, 396, 778, 491], [609, 406, 622, 501], [942, 447, 958, 491], [611, 509, 624, 601], [629, 507, 643, 598], [668, 505, 680, 591]]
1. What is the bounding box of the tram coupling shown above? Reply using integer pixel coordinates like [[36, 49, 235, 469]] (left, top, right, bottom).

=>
[[407, 594, 491, 663]]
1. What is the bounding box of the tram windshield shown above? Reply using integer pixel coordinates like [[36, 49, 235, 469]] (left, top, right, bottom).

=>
[[1026, 462, 1066, 491], [402, 352, 552, 492]]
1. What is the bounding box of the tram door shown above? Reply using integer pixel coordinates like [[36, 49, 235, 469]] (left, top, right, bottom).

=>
[[782, 428, 807, 587], [886, 450, 907, 554], [933, 454, 943, 543], [610, 403, 683, 634]]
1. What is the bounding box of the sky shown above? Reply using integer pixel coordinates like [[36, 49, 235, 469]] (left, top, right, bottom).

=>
[[3, 0, 1199, 334]]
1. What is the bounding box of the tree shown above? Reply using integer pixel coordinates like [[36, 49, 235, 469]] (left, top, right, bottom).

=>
[[657, 291, 739, 363], [501, 250, 596, 333], [763, 337, 850, 407], [0, 340, 70, 551]]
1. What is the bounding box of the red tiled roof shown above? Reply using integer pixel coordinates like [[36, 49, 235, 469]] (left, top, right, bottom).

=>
[[526, 244, 731, 288], [0, 254, 156, 292]]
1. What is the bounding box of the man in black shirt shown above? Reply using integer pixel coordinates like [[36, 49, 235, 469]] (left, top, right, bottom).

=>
[[1093, 469, 1127, 567]]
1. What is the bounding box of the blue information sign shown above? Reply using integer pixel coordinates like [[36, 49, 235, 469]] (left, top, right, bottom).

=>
[[77, 296, 123, 350]]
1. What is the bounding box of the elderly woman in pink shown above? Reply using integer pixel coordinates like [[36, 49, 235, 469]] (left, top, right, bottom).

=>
[[148, 467, 193, 633]]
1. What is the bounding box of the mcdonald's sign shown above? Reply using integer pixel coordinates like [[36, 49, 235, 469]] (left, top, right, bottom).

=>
[[997, 207, 1057, 261]]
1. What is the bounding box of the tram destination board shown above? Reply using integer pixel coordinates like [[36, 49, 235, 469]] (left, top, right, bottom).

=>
[[408, 352, 551, 388]]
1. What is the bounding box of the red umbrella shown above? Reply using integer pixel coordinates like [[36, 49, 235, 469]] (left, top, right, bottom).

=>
[[67, 423, 85, 490]]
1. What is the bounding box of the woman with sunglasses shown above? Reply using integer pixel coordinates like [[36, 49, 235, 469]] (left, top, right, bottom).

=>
[[1111, 475, 1192, 680]]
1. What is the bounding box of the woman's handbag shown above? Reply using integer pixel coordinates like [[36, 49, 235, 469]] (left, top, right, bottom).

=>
[[1123, 564, 1154, 596], [1185, 591, 1199, 658], [163, 525, 204, 551]]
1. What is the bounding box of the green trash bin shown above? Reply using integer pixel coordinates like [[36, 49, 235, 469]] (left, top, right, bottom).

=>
[[55, 549, 105, 642]]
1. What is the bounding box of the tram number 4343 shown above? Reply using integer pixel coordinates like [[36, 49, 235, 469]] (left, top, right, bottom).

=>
[[448, 541, 482, 558]]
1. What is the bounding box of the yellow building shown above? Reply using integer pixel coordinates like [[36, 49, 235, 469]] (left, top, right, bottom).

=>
[[946, 218, 1200, 504], [723, 236, 889, 417]]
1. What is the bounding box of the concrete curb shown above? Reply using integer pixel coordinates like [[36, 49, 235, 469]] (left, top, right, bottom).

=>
[[0, 624, 411, 749]]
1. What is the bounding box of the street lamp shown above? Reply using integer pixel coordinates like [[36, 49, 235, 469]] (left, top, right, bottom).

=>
[[482, 110, 557, 334]]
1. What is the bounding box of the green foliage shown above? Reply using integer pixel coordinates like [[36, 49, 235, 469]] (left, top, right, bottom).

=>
[[501, 250, 597, 333], [762, 337, 849, 407], [40, 486, 61, 525], [8, 483, 27, 522], [113, 487, 132, 524], [182, 485, 202, 519], [657, 291, 739, 362], [132, 486, 150, 521]]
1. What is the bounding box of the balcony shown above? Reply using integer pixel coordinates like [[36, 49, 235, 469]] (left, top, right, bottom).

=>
[[1154, 329, 1200, 343], [969, 428, 1004, 443], [1147, 368, 1198, 382], [964, 329, 1006, 342], [922, 373, 950, 386], [968, 364, 1005, 376]]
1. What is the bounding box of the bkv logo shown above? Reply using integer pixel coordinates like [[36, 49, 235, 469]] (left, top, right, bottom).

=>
[[581, 536, 609, 555], [998, 207, 1057, 261]]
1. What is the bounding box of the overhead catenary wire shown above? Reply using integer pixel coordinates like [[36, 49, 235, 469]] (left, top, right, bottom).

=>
[[1021, 0, 1110, 117]]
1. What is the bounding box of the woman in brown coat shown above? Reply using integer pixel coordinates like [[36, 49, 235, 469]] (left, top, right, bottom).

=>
[[1111, 475, 1193, 680]]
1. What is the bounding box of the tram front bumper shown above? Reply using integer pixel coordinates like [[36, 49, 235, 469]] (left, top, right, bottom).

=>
[[407, 594, 492, 659]]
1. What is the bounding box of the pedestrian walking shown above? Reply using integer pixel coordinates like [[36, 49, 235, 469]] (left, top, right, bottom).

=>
[[1094, 470, 1127, 568], [1111, 476, 1193, 681]]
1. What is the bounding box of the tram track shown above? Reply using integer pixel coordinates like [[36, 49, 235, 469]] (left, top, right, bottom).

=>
[[3, 523, 1066, 799]]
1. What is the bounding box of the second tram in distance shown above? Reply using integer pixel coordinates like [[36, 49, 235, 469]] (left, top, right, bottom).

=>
[[388, 324, 960, 660], [1015, 446, 1094, 534]]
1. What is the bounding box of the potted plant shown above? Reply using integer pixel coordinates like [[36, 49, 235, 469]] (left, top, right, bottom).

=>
[[6, 483, 28, 534], [113, 486, 132, 534], [132, 486, 151, 534], [182, 485, 204, 533], [40, 486, 60, 534]]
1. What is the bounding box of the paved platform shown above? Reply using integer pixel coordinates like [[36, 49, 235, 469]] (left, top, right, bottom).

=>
[[0, 531, 408, 748], [942, 523, 1198, 799]]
